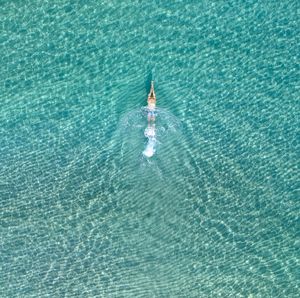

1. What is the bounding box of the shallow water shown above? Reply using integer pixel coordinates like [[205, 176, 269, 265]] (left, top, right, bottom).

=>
[[1, 1, 299, 297]]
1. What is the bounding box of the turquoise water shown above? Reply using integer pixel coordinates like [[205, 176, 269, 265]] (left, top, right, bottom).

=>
[[1, 0, 299, 297]]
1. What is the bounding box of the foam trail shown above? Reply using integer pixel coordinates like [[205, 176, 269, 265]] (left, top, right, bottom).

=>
[[117, 106, 181, 162], [143, 137, 156, 158]]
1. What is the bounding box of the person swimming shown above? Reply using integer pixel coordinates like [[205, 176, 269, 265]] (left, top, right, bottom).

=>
[[145, 81, 156, 138], [147, 80, 156, 121], [143, 81, 157, 157]]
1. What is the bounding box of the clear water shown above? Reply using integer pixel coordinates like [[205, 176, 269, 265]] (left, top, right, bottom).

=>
[[1, 1, 299, 297]]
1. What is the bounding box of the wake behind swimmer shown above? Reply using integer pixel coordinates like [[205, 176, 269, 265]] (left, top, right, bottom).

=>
[[143, 81, 157, 158]]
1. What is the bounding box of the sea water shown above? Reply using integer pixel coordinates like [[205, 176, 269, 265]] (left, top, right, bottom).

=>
[[0, 1, 299, 297]]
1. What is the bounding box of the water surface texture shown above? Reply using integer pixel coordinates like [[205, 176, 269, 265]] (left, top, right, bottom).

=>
[[1, 1, 299, 297]]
